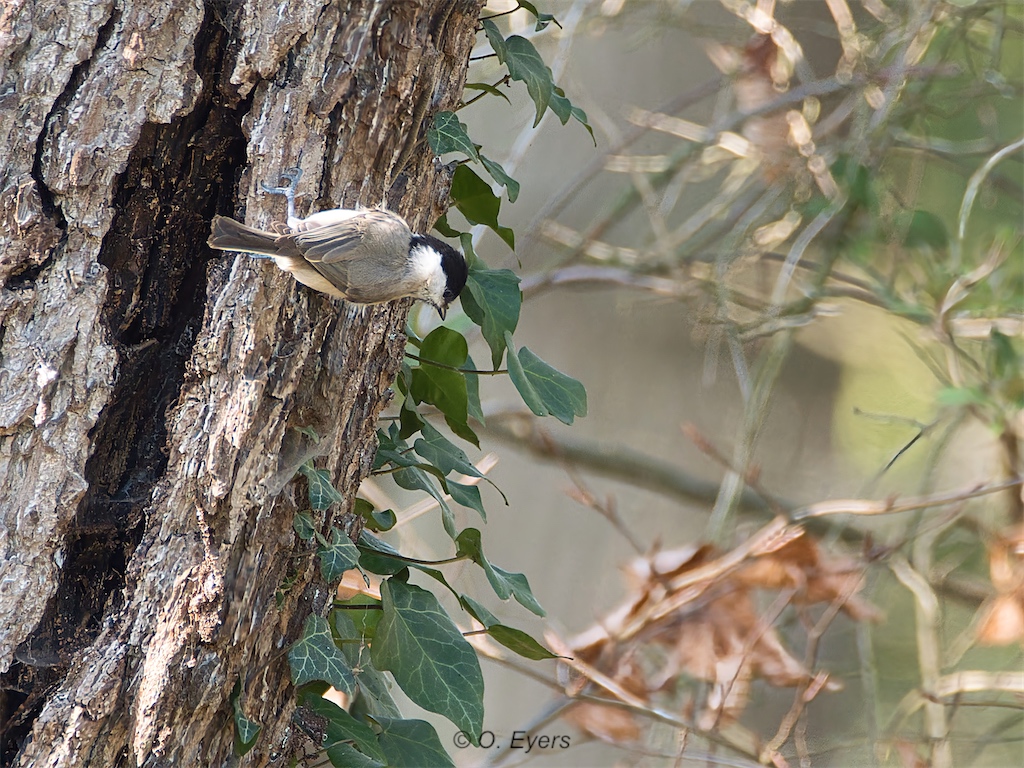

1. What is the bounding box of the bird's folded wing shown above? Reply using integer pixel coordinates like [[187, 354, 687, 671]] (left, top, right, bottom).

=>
[[294, 209, 412, 265]]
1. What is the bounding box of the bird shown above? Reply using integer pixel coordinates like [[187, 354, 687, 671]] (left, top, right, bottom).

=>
[[207, 168, 468, 318]]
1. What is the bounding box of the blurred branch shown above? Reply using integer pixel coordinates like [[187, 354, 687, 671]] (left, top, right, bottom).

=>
[[791, 477, 1023, 521]]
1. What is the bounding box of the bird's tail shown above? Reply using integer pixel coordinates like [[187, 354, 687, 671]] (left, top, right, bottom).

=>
[[208, 216, 288, 258]]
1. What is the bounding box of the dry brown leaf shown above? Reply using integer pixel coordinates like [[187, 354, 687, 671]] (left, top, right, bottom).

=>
[[562, 701, 642, 744], [976, 523, 1024, 646]]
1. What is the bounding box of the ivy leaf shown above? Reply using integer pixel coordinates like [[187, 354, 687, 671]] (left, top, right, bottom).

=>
[[481, 18, 507, 61], [462, 267, 521, 369], [491, 563, 546, 616], [479, 152, 520, 203], [487, 624, 561, 660], [231, 679, 261, 756], [288, 615, 356, 696], [299, 462, 344, 511], [332, 595, 383, 640], [293, 511, 316, 541], [448, 481, 486, 521], [504, 332, 587, 425], [502, 35, 554, 127], [550, 86, 596, 145], [427, 111, 480, 162], [371, 580, 484, 739], [302, 694, 388, 764], [464, 80, 511, 105], [455, 528, 545, 616], [504, 330, 547, 418], [323, 742, 385, 768], [517, 0, 561, 30], [450, 164, 515, 250], [315, 527, 360, 583], [409, 327, 473, 444], [414, 420, 483, 478], [466, 353, 484, 425], [375, 717, 455, 768], [393, 465, 456, 538], [460, 594, 499, 627], [358, 533, 409, 576]]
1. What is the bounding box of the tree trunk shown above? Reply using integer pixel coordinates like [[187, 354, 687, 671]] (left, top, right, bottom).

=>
[[0, 1, 481, 764]]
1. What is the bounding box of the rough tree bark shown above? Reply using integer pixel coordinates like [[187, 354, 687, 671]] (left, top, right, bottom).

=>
[[0, 0, 481, 764]]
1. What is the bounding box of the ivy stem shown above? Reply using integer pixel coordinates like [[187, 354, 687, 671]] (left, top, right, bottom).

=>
[[479, 6, 520, 24], [355, 548, 471, 567], [469, 53, 498, 62], [463, 628, 489, 636], [405, 352, 507, 375]]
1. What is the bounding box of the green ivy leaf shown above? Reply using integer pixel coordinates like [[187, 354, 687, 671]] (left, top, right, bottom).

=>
[[302, 694, 388, 764], [231, 679, 261, 756], [332, 596, 383, 641], [448, 481, 486, 521], [414, 420, 483, 478], [375, 717, 456, 768], [462, 267, 522, 369], [460, 594, 499, 627], [505, 330, 548, 417], [288, 615, 356, 696], [504, 333, 587, 425], [481, 18, 507, 62], [293, 510, 316, 541], [502, 35, 553, 127], [479, 152, 521, 203], [358, 533, 409, 576], [371, 580, 484, 739], [409, 327, 473, 444], [427, 111, 480, 162], [394, 465, 457, 538], [464, 80, 511, 104], [299, 462, 345, 511], [487, 624, 561, 660], [324, 742, 385, 768], [465, 353, 484, 425], [450, 164, 515, 250], [550, 87, 596, 144], [517, 0, 561, 30], [315, 527, 361, 583], [455, 528, 545, 616]]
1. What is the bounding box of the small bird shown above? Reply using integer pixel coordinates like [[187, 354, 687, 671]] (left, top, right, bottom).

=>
[[208, 168, 468, 318]]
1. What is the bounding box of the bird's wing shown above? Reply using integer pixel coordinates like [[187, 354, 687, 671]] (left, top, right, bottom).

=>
[[293, 209, 412, 266]]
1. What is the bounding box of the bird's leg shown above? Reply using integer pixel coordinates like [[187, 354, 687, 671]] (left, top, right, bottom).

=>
[[261, 167, 303, 224]]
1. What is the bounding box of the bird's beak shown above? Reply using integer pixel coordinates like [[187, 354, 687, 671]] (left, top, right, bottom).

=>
[[436, 304, 447, 320]]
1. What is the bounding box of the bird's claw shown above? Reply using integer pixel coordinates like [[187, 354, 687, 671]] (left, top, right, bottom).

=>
[[260, 167, 303, 222], [260, 167, 302, 196]]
